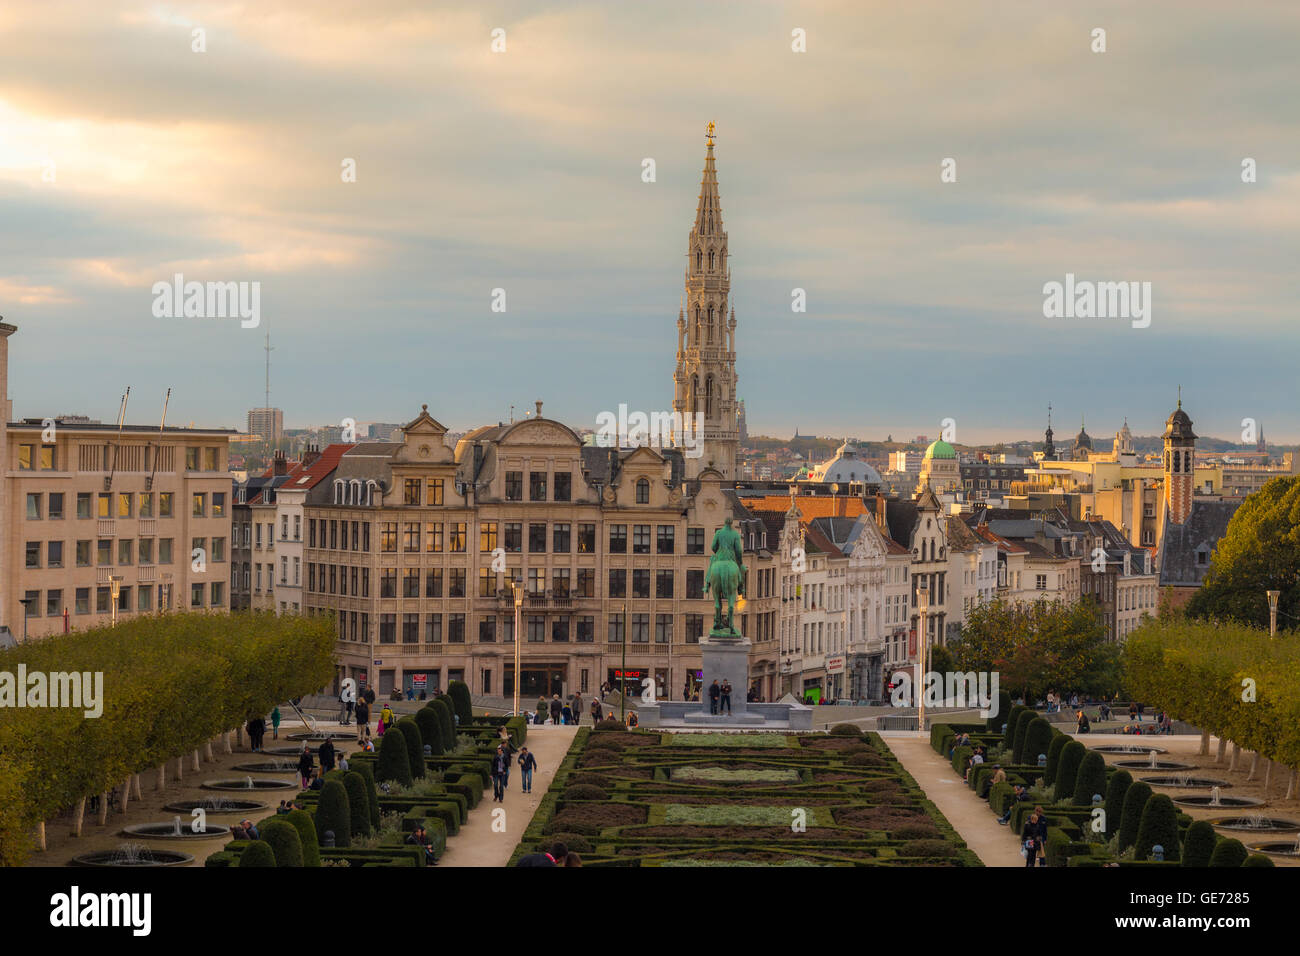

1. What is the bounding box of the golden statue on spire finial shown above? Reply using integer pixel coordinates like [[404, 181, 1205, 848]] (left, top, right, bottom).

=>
[[706, 121, 716, 146]]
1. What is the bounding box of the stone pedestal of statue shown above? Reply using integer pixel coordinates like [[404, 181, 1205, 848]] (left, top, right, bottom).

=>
[[681, 632, 764, 724]]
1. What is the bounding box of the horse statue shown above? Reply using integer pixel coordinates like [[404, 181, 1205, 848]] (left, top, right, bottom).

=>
[[705, 517, 746, 636]]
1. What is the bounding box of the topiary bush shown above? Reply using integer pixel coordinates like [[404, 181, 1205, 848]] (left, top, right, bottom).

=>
[[1242, 854, 1275, 867], [316, 779, 352, 849], [448, 680, 473, 725], [260, 818, 305, 868], [594, 719, 623, 731], [1002, 704, 1026, 746], [1117, 781, 1153, 853], [892, 823, 941, 840], [1208, 838, 1248, 868], [350, 760, 381, 830], [829, 723, 860, 736], [565, 784, 609, 801], [1045, 733, 1070, 784], [1072, 751, 1108, 806], [238, 840, 277, 867], [1181, 820, 1217, 867], [847, 752, 880, 767], [415, 708, 444, 757], [1055, 741, 1087, 799], [1022, 718, 1054, 770], [343, 772, 373, 838], [1134, 794, 1180, 862], [584, 735, 621, 750], [986, 691, 1012, 733], [569, 773, 612, 789], [284, 808, 320, 867], [428, 699, 456, 751], [951, 745, 973, 776], [397, 717, 425, 778], [1011, 710, 1036, 764], [1103, 769, 1132, 839], [896, 839, 958, 858], [377, 725, 413, 786], [548, 833, 594, 854]]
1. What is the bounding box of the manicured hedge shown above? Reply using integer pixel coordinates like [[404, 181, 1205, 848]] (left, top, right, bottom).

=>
[[1242, 854, 1275, 867], [1118, 781, 1153, 853], [1182, 820, 1217, 867], [350, 761, 381, 830], [1045, 734, 1070, 784], [416, 708, 444, 757], [1002, 705, 1026, 747], [1055, 741, 1086, 799], [1022, 718, 1054, 770], [1071, 751, 1107, 806], [397, 717, 425, 779], [1134, 794, 1180, 862], [261, 819, 305, 867], [987, 692, 1012, 734], [1011, 710, 1037, 764], [377, 725, 413, 786], [238, 841, 277, 867], [1208, 838, 1248, 867], [448, 680, 474, 725], [316, 780, 352, 848], [1103, 769, 1132, 840], [285, 809, 321, 868], [343, 772, 373, 837], [0, 611, 335, 866]]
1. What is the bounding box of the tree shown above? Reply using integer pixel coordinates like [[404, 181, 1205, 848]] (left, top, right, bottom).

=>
[[1045, 734, 1070, 783], [349, 760, 381, 830], [377, 725, 413, 786], [1208, 838, 1248, 868], [415, 708, 444, 756], [1022, 718, 1054, 769], [428, 699, 456, 752], [1187, 476, 1300, 628], [316, 780, 351, 848], [986, 691, 1012, 734], [950, 597, 1120, 702], [1011, 709, 1037, 764]]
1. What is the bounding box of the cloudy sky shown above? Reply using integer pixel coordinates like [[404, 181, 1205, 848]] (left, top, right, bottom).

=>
[[1, 0, 1296, 445]]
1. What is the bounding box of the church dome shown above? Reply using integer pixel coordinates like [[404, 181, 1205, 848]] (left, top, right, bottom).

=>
[[811, 440, 882, 485], [1075, 425, 1092, 449], [924, 439, 956, 460], [1164, 404, 1196, 441]]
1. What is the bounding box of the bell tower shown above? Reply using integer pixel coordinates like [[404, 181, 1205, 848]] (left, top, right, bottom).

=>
[[1163, 390, 1196, 525]]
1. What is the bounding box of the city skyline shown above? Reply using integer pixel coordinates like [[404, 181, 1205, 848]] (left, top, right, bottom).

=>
[[2, 1, 1298, 443]]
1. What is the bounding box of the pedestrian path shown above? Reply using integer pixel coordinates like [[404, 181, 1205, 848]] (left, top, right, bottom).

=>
[[438, 725, 579, 867], [882, 733, 1024, 867]]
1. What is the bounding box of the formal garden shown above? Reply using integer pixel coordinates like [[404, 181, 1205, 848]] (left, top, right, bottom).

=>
[[508, 721, 980, 867], [205, 680, 527, 867]]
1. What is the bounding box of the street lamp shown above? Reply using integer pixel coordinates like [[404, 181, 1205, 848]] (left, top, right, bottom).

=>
[[18, 597, 34, 643], [109, 576, 124, 627], [917, 577, 929, 733], [1267, 590, 1280, 637], [620, 601, 628, 722], [513, 583, 524, 716]]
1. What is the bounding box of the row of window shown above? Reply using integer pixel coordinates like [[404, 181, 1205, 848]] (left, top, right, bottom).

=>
[[22, 537, 222, 569], [19, 582, 223, 616], [332, 610, 715, 645], [23, 491, 214, 521], [303, 564, 721, 601], [16, 444, 220, 472]]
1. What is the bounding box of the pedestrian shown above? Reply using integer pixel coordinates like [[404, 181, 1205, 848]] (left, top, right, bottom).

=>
[[378, 703, 394, 736], [561, 704, 573, 726], [590, 697, 603, 725], [319, 737, 336, 774], [337, 752, 349, 773], [490, 743, 509, 802], [549, 694, 562, 725], [708, 680, 721, 715], [1136, 702, 1145, 722], [363, 686, 376, 706], [406, 825, 437, 865], [355, 697, 370, 741], [516, 841, 568, 867], [1023, 809, 1046, 867], [518, 747, 538, 793], [1076, 710, 1090, 734], [271, 705, 281, 740], [564, 852, 582, 867], [297, 746, 314, 789], [720, 679, 733, 716], [1128, 703, 1137, 723], [246, 715, 265, 752], [572, 692, 583, 725]]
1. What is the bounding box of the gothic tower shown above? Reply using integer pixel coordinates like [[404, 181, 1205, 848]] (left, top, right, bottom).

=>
[[673, 122, 739, 481], [1042, 405, 1056, 461], [1163, 393, 1196, 525]]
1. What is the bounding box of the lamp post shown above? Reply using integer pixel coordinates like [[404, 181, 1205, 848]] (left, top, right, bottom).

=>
[[620, 601, 628, 722], [917, 577, 929, 733], [19, 597, 34, 643], [109, 575, 124, 627], [1267, 590, 1280, 636], [513, 583, 524, 716]]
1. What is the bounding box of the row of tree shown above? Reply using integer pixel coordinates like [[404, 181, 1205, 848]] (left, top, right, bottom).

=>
[[0, 612, 335, 866]]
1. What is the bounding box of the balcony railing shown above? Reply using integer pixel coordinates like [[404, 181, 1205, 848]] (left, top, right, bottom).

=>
[[97, 519, 115, 536]]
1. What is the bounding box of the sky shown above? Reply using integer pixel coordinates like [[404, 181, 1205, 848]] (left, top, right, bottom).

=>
[[1, 0, 1297, 446]]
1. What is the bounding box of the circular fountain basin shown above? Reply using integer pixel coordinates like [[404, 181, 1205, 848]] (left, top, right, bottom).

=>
[[122, 822, 232, 840], [1209, 816, 1300, 833], [1090, 744, 1167, 755], [202, 778, 297, 791], [264, 745, 349, 757], [70, 845, 193, 867], [1246, 840, 1300, 858], [231, 761, 304, 773], [1142, 775, 1231, 789], [286, 731, 354, 742], [1115, 760, 1195, 771], [1174, 794, 1264, 809], [163, 798, 267, 815]]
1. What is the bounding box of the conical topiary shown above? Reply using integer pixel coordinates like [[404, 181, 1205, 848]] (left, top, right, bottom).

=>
[[397, 716, 425, 778], [1072, 751, 1108, 806], [1134, 793, 1180, 862], [986, 692, 1012, 734], [1208, 838, 1248, 867], [1103, 769, 1132, 839], [377, 724, 413, 786], [1002, 704, 1026, 747], [238, 840, 277, 867], [448, 680, 473, 725], [1055, 741, 1086, 799], [416, 707, 444, 756], [316, 779, 352, 849], [1023, 718, 1054, 770], [1045, 734, 1070, 783], [1011, 709, 1037, 764], [429, 698, 456, 751], [1242, 854, 1275, 867], [284, 808, 320, 867], [1118, 781, 1153, 852], [350, 760, 381, 830], [343, 771, 373, 837], [259, 818, 305, 867], [1181, 820, 1217, 867]]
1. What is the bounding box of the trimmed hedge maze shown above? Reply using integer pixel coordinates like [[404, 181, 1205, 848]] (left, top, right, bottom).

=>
[[205, 711, 526, 867], [932, 719, 1276, 868], [510, 728, 980, 867]]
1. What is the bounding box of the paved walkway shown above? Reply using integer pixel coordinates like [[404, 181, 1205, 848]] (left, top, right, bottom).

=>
[[438, 725, 579, 867], [882, 733, 1024, 867]]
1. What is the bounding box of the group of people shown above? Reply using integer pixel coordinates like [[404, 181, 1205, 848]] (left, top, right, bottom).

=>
[[490, 737, 540, 802], [532, 692, 606, 726], [295, 738, 348, 789], [244, 707, 281, 752], [516, 839, 582, 867], [707, 679, 734, 716]]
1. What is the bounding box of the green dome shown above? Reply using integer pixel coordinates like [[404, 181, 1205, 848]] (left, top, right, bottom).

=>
[[924, 439, 956, 460]]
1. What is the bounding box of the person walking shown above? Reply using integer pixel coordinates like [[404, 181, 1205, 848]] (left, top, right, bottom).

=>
[[549, 694, 562, 725], [355, 697, 370, 742], [297, 746, 314, 789], [319, 737, 336, 774], [490, 743, 509, 802], [561, 703, 573, 726], [590, 697, 603, 725], [1076, 710, 1091, 734], [708, 680, 721, 715], [518, 747, 538, 794], [246, 715, 265, 752], [720, 679, 733, 716], [363, 686, 376, 707], [536, 696, 547, 723], [271, 705, 281, 741], [378, 703, 394, 736], [572, 693, 583, 725]]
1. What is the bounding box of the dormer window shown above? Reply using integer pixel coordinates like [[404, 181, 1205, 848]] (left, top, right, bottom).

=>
[[635, 478, 649, 504]]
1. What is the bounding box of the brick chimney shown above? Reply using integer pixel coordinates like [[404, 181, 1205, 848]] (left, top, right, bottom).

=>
[[302, 444, 321, 468], [875, 492, 890, 535], [273, 450, 288, 476]]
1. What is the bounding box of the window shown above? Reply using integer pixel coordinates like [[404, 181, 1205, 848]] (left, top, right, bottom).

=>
[[425, 614, 442, 643], [528, 568, 544, 595], [76, 588, 90, 615], [204, 447, 218, 471], [381, 569, 397, 598], [97, 540, 112, 566], [97, 586, 112, 613], [403, 613, 420, 644], [685, 614, 704, 644], [480, 521, 498, 552], [609, 614, 625, 643], [48, 493, 64, 520], [26, 494, 41, 520], [526, 616, 545, 643], [159, 493, 174, 518], [631, 613, 649, 643], [552, 568, 570, 597], [46, 540, 64, 568], [504, 471, 523, 501], [210, 582, 224, 606], [636, 478, 650, 504], [1036, 574, 1047, 590], [448, 614, 465, 643], [380, 522, 398, 552], [294, 516, 300, 540], [655, 614, 672, 644], [608, 569, 626, 598], [554, 472, 572, 501], [657, 525, 675, 554], [425, 523, 444, 553], [191, 493, 206, 517], [577, 524, 595, 553], [138, 493, 153, 518], [403, 522, 421, 552], [212, 537, 225, 562], [115, 492, 133, 518], [529, 471, 547, 501], [404, 478, 421, 505], [159, 538, 173, 564], [403, 569, 420, 598], [553, 523, 570, 553], [687, 527, 705, 554], [329, 521, 338, 550], [632, 569, 650, 599], [576, 568, 595, 598], [504, 523, 522, 553], [77, 493, 91, 519], [97, 493, 111, 518], [426, 479, 444, 505], [425, 568, 443, 597], [449, 568, 466, 598], [76, 540, 92, 567], [379, 615, 397, 644], [18, 444, 34, 470], [25, 542, 41, 569], [212, 493, 225, 518], [548, 615, 569, 643], [479, 568, 497, 597], [577, 616, 595, 643], [632, 525, 650, 555], [479, 617, 497, 642], [528, 523, 547, 554], [449, 523, 467, 553], [656, 569, 674, 599], [609, 525, 627, 554], [191, 583, 204, 608]]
